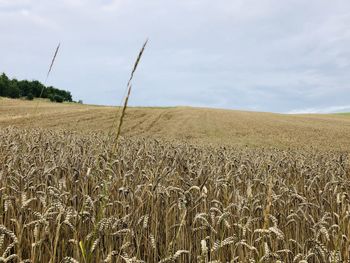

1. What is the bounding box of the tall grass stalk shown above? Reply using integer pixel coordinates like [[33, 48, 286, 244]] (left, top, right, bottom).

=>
[[32, 43, 61, 118], [111, 39, 148, 153]]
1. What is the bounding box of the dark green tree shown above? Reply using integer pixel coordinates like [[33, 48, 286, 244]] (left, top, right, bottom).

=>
[[26, 93, 34, 100], [17, 80, 32, 97], [0, 73, 10, 97], [53, 95, 64, 103], [8, 81, 20, 98], [0, 72, 73, 102]]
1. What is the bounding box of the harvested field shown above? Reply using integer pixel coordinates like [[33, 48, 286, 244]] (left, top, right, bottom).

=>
[[1, 98, 350, 150]]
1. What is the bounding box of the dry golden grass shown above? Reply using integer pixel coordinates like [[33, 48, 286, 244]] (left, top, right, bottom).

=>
[[0, 127, 349, 262], [1, 98, 350, 150]]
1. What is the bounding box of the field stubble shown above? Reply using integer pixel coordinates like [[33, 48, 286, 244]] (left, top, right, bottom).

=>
[[1, 98, 350, 150]]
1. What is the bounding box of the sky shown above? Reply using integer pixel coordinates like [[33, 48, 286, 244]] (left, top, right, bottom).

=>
[[1, 0, 350, 113]]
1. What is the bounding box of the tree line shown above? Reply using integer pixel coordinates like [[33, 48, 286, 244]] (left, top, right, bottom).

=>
[[0, 72, 73, 103]]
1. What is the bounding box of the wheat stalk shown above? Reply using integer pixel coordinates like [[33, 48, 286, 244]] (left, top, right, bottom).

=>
[[111, 39, 148, 153], [33, 42, 61, 118]]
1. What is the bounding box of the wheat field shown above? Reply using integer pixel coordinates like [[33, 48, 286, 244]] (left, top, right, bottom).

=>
[[0, 99, 350, 262]]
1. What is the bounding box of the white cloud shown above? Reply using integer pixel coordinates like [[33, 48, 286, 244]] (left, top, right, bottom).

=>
[[100, 0, 124, 11], [288, 105, 350, 114], [0, 0, 31, 8]]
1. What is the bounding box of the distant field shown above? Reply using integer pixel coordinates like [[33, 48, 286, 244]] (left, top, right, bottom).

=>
[[1, 98, 350, 150]]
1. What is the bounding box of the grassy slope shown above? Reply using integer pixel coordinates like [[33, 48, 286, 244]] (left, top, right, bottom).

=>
[[1, 98, 350, 150], [336, 112, 350, 116]]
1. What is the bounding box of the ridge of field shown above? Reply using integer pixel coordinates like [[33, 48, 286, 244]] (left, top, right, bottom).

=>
[[1, 97, 350, 150]]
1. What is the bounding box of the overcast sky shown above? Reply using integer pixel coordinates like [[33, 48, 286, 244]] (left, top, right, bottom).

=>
[[1, 0, 350, 113]]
